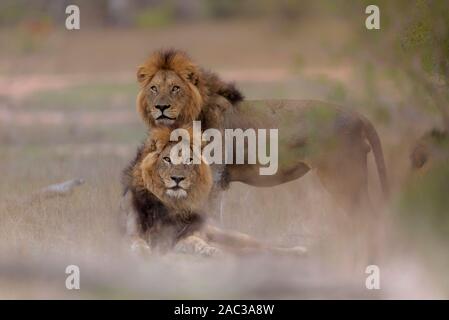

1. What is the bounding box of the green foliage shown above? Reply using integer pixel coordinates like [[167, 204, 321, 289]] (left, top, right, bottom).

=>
[[203, 0, 313, 21], [398, 160, 449, 245], [399, 0, 449, 79], [135, 4, 174, 28], [326, 82, 347, 103], [23, 82, 137, 112], [291, 53, 305, 72], [203, 0, 242, 18], [0, 1, 26, 25], [397, 159, 449, 292]]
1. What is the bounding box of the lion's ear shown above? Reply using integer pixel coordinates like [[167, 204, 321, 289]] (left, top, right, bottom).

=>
[[137, 66, 147, 84]]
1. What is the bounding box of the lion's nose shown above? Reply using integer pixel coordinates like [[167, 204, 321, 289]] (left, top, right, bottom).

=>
[[155, 104, 171, 112], [171, 176, 185, 184]]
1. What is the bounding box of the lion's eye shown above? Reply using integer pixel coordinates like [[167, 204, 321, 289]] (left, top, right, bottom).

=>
[[171, 85, 180, 93], [163, 156, 171, 163], [150, 86, 158, 93]]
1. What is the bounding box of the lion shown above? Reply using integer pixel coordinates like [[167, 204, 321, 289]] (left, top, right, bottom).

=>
[[122, 127, 307, 257], [136, 49, 242, 130], [122, 126, 214, 255], [134, 49, 389, 219]]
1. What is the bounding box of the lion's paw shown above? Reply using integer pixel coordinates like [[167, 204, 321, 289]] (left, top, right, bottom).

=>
[[130, 239, 151, 257], [174, 241, 222, 258], [198, 245, 222, 257]]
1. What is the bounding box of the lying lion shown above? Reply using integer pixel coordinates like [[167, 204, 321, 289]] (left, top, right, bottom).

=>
[[122, 126, 306, 256]]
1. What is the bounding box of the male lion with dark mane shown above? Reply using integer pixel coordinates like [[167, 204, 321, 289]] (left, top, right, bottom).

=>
[[122, 126, 216, 256], [122, 127, 307, 256]]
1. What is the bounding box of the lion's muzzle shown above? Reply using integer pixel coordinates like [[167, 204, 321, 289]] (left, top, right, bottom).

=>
[[154, 105, 176, 124], [165, 175, 189, 198]]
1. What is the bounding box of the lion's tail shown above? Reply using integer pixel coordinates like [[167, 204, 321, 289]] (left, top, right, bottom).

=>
[[362, 116, 389, 200]]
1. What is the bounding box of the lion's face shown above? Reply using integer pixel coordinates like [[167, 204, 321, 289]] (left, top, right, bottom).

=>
[[140, 137, 212, 212], [136, 50, 205, 128], [157, 145, 202, 199], [141, 70, 197, 126]]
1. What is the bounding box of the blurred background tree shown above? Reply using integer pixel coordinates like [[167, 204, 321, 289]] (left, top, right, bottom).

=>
[[0, 0, 319, 27], [347, 0, 449, 130], [398, 0, 449, 131]]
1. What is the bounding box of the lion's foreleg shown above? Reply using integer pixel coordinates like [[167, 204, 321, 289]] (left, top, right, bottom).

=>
[[204, 225, 307, 256], [120, 191, 152, 256], [204, 225, 264, 248]]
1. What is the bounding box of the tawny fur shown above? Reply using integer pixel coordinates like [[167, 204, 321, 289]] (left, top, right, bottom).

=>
[[122, 127, 212, 253], [136, 49, 243, 130]]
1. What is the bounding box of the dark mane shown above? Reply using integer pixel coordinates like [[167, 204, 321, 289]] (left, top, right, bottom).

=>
[[151, 48, 191, 71], [121, 137, 204, 249], [201, 68, 244, 105]]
